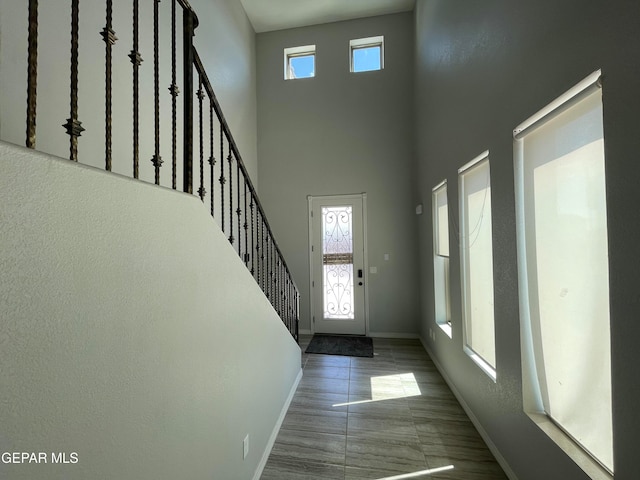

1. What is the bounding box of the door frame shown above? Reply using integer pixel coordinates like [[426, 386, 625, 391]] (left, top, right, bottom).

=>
[[307, 193, 370, 336]]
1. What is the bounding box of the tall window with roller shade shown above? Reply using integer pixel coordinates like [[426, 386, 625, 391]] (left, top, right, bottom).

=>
[[458, 151, 496, 380], [514, 70, 613, 477], [432, 180, 452, 338]]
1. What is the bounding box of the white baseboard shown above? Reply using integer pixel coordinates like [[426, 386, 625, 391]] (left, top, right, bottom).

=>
[[298, 329, 312, 335], [368, 332, 420, 339], [252, 368, 303, 480], [418, 336, 518, 480]]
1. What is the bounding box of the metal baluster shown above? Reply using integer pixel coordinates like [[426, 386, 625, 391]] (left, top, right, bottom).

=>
[[62, 0, 84, 161], [237, 162, 242, 255], [151, 0, 162, 184], [169, 0, 178, 189], [269, 234, 273, 301], [265, 231, 270, 300], [283, 272, 288, 330], [271, 238, 276, 305], [272, 242, 277, 307], [228, 140, 234, 244], [275, 256, 280, 314], [275, 253, 278, 312], [276, 258, 281, 316], [283, 263, 287, 321], [268, 232, 272, 300], [264, 218, 268, 295], [26, 0, 38, 149], [209, 101, 215, 217], [250, 194, 255, 276], [197, 76, 205, 201], [291, 273, 295, 335], [284, 272, 291, 331], [284, 266, 288, 324], [269, 237, 273, 304], [256, 211, 261, 289], [256, 209, 261, 286], [295, 291, 300, 340], [288, 274, 292, 333], [291, 276, 295, 335], [293, 276, 297, 338], [243, 181, 249, 266], [182, 7, 196, 194], [219, 125, 225, 233], [101, 0, 117, 171], [293, 274, 297, 338], [280, 260, 284, 319], [129, 0, 142, 178], [287, 275, 292, 333], [259, 214, 264, 292], [284, 273, 288, 331]]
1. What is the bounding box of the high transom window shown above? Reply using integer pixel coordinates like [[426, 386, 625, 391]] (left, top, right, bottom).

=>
[[350, 36, 384, 73], [284, 45, 315, 80]]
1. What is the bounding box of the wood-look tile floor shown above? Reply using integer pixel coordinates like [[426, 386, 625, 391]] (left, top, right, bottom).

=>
[[260, 336, 508, 480]]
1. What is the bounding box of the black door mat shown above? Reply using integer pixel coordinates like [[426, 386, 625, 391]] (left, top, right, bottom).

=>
[[305, 334, 374, 358]]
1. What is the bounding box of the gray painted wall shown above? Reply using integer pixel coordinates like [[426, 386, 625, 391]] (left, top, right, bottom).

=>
[[0, 141, 300, 480], [256, 13, 419, 335], [0, 0, 259, 187], [414, 0, 640, 479]]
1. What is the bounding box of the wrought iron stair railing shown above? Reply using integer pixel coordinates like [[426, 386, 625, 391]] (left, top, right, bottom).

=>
[[21, 0, 299, 341]]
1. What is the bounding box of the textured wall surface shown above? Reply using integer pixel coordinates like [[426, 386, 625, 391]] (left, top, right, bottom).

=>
[[256, 13, 419, 335], [414, 0, 640, 479], [0, 142, 300, 480]]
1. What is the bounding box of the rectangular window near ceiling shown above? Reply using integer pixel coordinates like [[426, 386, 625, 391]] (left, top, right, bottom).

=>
[[284, 45, 315, 80], [432, 181, 452, 337], [514, 70, 613, 477], [350, 36, 384, 73], [459, 152, 496, 380]]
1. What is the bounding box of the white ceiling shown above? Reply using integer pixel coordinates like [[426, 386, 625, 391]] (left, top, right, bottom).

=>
[[239, 0, 416, 33]]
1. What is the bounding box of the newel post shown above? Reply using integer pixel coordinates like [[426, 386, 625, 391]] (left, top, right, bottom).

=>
[[182, 7, 198, 194]]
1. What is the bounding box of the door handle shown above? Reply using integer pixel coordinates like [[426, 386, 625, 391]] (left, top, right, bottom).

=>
[[358, 269, 363, 278]]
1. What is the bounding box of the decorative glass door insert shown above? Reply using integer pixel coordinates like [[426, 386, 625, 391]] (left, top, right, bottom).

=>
[[309, 195, 366, 335], [322, 206, 354, 319]]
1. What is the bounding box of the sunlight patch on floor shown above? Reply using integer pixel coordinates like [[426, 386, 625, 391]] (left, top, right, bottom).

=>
[[376, 465, 455, 479], [333, 372, 421, 407]]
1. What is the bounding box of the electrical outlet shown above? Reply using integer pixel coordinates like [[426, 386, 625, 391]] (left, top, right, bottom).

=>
[[243, 435, 249, 459]]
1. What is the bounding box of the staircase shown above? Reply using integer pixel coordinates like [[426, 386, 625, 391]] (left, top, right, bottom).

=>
[[11, 0, 298, 340]]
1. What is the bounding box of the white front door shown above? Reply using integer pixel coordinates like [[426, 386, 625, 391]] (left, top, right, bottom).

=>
[[309, 195, 367, 335]]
